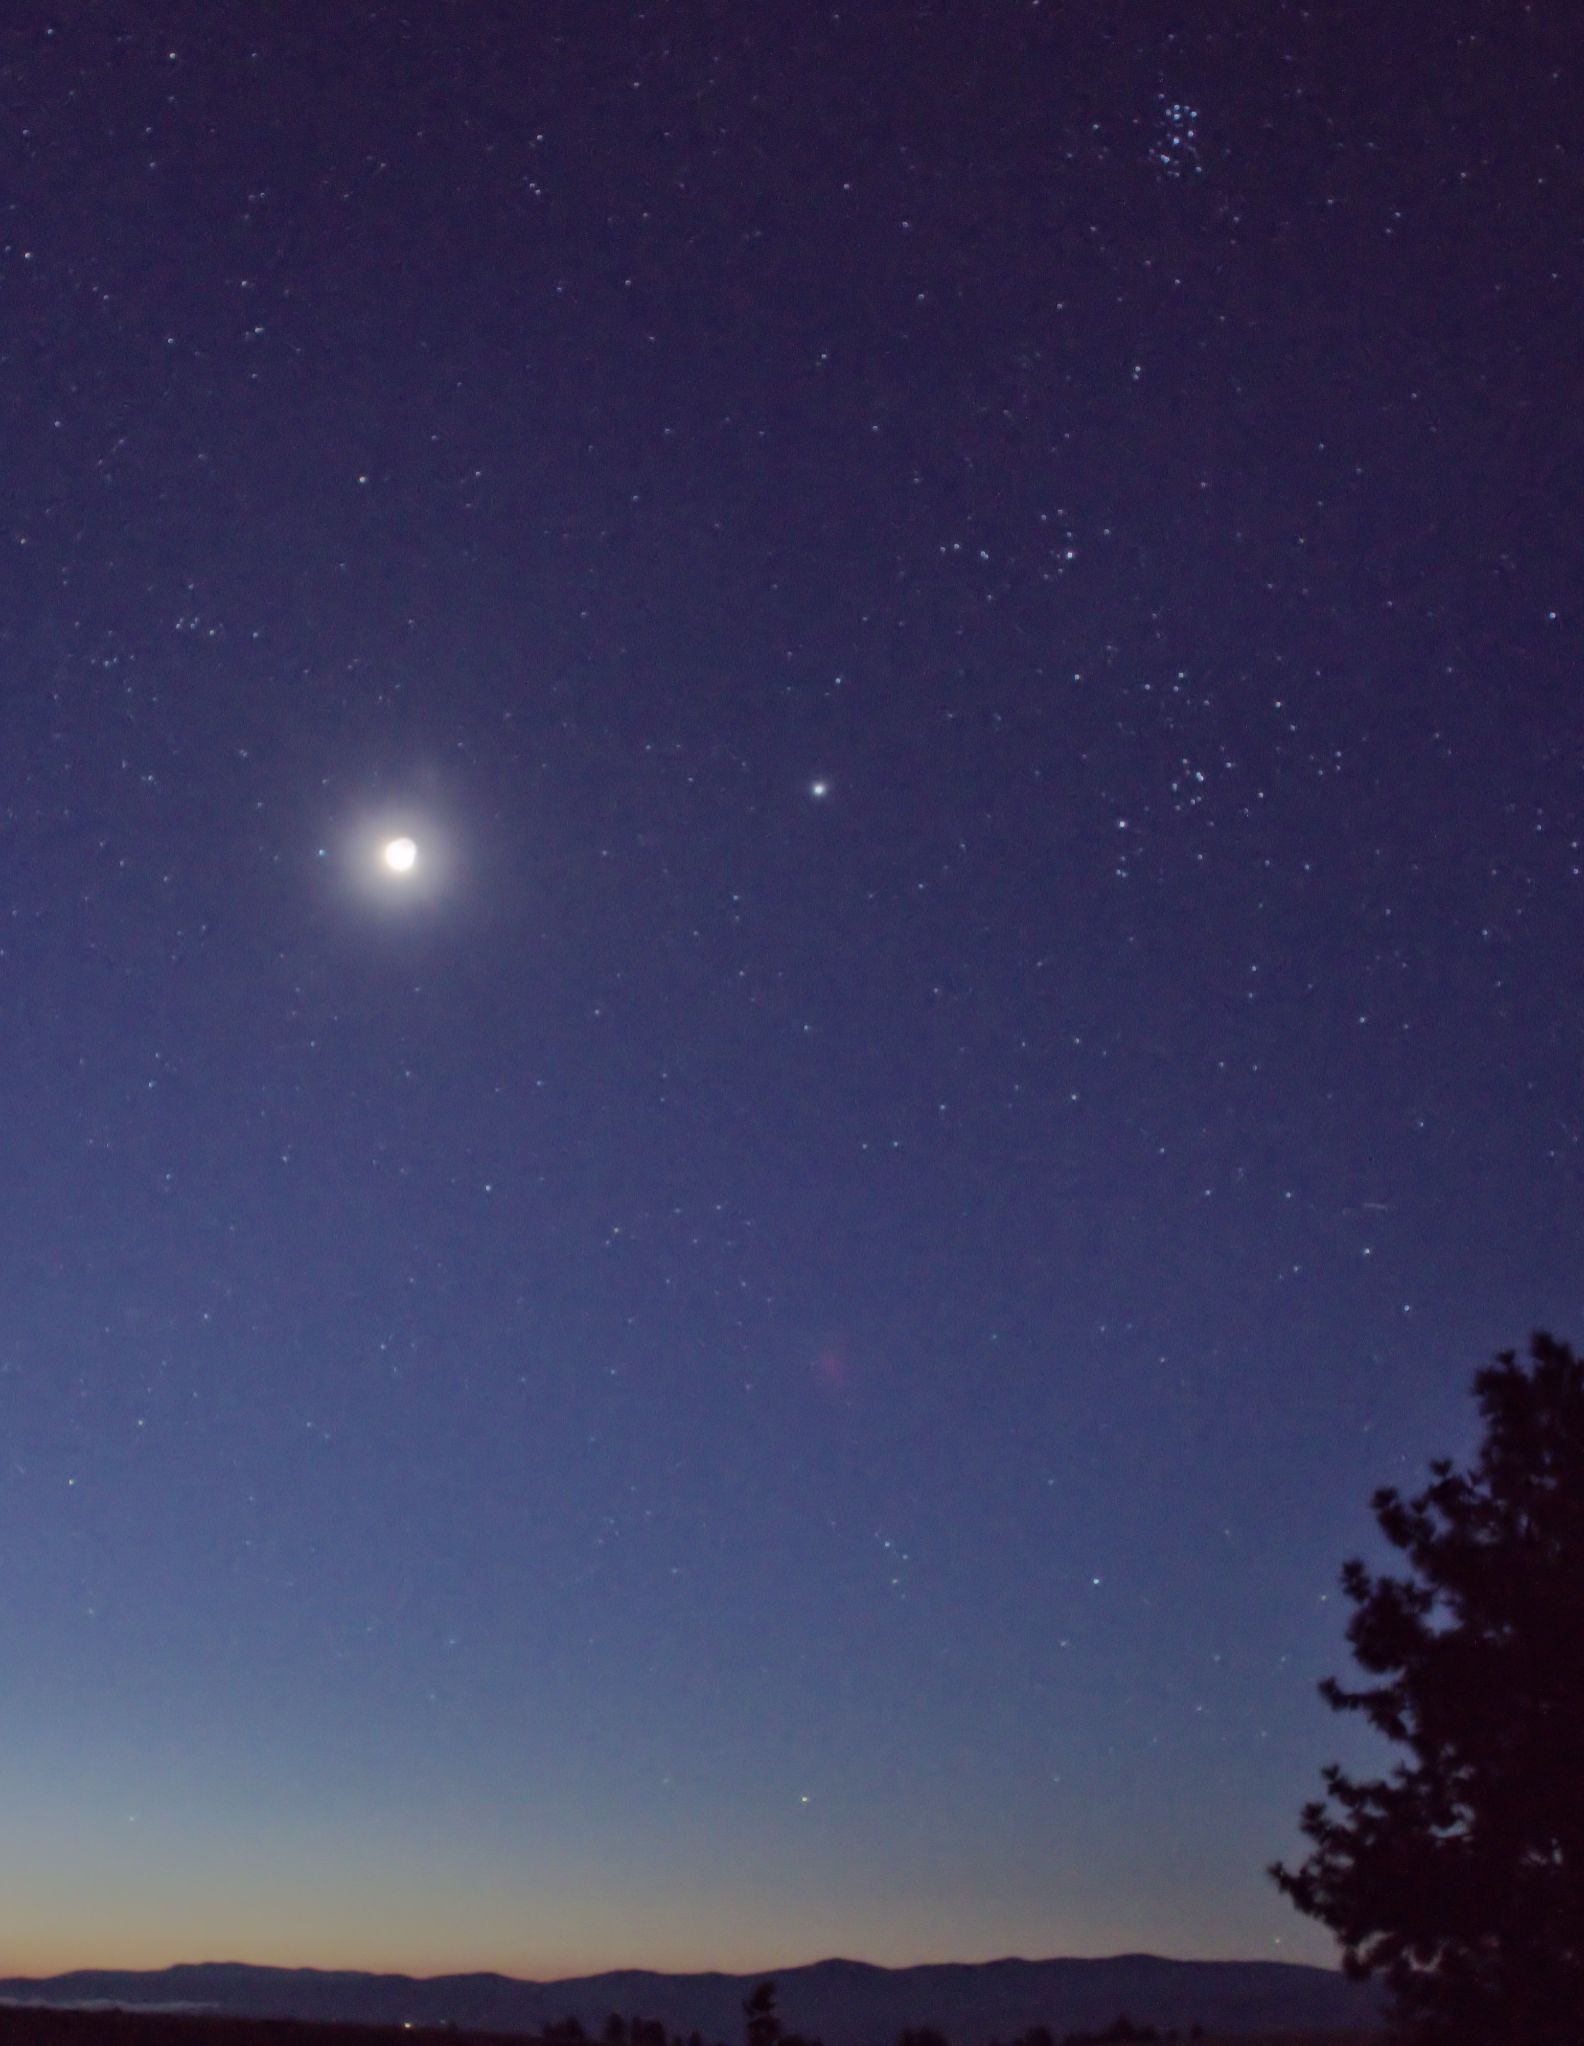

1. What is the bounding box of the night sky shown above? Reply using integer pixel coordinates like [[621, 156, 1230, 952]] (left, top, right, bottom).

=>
[[1, 0, 1580, 1986]]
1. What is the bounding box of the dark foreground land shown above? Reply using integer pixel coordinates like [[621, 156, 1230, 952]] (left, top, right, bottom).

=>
[[0, 2015, 510, 2046], [0, 2014, 1379, 2046], [0, 1960, 1384, 2044]]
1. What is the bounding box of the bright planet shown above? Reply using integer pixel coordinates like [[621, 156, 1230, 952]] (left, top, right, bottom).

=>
[[382, 836, 418, 874]]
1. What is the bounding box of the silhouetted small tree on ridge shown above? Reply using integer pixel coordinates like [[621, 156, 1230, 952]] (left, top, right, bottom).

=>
[[743, 1983, 780, 2046], [1271, 1331, 1584, 2044]]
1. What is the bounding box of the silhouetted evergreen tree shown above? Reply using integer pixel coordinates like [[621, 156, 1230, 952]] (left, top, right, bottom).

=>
[[1272, 1332, 1584, 2044], [742, 1983, 780, 2046], [603, 2018, 627, 2046]]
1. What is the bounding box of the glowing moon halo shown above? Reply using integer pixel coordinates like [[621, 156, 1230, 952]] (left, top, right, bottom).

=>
[[382, 836, 418, 875]]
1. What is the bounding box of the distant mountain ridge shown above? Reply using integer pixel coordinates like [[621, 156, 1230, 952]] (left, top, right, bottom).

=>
[[0, 1956, 1379, 2041]]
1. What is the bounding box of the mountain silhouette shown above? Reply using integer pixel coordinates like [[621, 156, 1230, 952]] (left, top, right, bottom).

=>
[[0, 1956, 1380, 2040]]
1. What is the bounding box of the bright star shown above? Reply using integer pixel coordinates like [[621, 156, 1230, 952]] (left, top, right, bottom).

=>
[[383, 836, 418, 874], [810, 779, 830, 799]]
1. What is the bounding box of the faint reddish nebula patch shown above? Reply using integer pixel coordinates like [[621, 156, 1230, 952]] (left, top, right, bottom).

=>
[[811, 1341, 850, 1392]]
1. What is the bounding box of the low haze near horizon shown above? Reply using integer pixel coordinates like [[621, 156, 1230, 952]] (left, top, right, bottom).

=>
[[0, 0, 1578, 1983]]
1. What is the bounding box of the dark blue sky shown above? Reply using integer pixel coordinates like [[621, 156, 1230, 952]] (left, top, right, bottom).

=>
[[0, 0, 1578, 1980]]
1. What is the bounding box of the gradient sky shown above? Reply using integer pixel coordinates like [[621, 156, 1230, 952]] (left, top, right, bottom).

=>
[[0, 0, 1579, 1986]]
